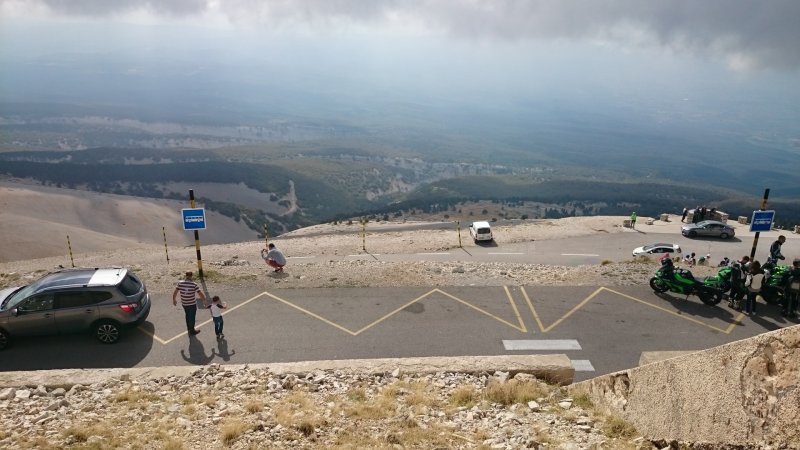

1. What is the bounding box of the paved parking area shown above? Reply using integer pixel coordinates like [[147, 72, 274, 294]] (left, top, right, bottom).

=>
[[3, 285, 795, 381]]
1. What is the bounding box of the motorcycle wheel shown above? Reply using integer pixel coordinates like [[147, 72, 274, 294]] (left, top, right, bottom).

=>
[[650, 277, 669, 293], [699, 291, 723, 306], [761, 289, 780, 305]]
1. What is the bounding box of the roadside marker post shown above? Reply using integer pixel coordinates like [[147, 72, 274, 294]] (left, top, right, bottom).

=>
[[263, 223, 269, 249], [361, 218, 367, 252], [66, 235, 75, 268], [457, 221, 462, 248], [162, 226, 170, 264], [749, 188, 771, 260]]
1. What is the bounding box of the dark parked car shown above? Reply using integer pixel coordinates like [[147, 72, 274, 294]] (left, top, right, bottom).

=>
[[681, 220, 736, 239], [0, 267, 150, 350]]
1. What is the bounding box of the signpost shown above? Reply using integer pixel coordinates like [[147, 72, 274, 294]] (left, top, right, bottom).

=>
[[182, 208, 207, 230], [185, 190, 205, 279], [749, 210, 775, 233], [749, 189, 771, 260]]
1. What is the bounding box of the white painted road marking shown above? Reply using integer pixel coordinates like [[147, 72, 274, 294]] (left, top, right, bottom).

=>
[[488, 252, 524, 255], [571, 360, 595, 372], [561, 253, 599, 257], [503, 339, 582, 351]]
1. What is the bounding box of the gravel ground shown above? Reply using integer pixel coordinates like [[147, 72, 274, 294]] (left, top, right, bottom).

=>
[[0, 365, 657, 450], [0, 216, 719, 295]]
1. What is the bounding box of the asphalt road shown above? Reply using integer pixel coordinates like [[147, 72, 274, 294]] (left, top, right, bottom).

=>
[[3, 225, 797, 381]]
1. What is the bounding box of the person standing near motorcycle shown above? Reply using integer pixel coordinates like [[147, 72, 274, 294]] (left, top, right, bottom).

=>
[[744, 261, 765, 316], [768, 235, 786, 265], [783, 258, 800, 318], [727, 262, 746, 311]]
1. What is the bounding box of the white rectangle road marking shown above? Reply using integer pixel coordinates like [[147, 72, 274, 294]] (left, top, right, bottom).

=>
[[561, 253, 599, 257], [503, 340, 582, 351], [571, 360, 595, 372]]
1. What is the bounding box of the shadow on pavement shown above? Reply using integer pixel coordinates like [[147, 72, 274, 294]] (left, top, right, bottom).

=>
[[0, 322, 155, 371], [180, 333, 215, 365], [654, 292, 744, 326]]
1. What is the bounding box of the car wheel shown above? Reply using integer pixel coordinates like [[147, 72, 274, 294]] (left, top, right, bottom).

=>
[[720, 233, 729, 239], [688, 231, 697, 238], [94, 320, 121, 344], [0, 328, 9, 351]]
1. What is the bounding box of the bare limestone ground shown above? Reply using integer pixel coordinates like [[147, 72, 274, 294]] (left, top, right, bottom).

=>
[[0, 215, 718, 295], [0, 216, 725, 449]]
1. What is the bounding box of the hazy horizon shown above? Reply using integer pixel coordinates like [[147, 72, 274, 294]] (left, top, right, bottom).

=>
[[1, 1, 798, 168]]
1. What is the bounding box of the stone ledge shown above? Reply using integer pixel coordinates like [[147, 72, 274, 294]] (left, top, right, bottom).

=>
[[0, 354, 574, 388], [638, 351, 696, 366]]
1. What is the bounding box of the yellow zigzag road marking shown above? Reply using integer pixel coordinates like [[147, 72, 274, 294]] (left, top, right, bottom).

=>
[[141, 292, 268, 345], [263, 288, 527, 335], [521, 286, 745, 334], [148, 287, 528, 343]]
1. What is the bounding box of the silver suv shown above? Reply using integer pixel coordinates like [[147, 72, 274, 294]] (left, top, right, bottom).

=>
[[0, 267, 150, 350]]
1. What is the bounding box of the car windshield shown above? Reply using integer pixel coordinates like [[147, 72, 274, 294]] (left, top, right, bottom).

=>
[[1, 284, 36, 310]]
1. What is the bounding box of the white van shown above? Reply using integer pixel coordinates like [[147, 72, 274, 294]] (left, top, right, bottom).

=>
[[468, 221, 493, 243]]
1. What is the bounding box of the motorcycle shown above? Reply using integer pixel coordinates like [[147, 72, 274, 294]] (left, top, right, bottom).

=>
[[703, 266, 733, 293], [761, 263, 791, 306], [650, 264, 724, 305]]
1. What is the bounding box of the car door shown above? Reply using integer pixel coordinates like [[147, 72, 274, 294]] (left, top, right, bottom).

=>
[[5, 293, 55, 336], [53, 290, 107, 333]]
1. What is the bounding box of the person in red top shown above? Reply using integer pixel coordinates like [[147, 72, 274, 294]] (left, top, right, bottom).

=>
[[172, 271, 207, 335]]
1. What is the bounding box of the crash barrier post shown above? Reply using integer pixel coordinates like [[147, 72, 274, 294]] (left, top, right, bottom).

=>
[[457, 221, 462, 248], [66, 235, 75, 268], [263, 223, 269, 248], [162, 226, 170, 264], [188, 189, 204, 280]]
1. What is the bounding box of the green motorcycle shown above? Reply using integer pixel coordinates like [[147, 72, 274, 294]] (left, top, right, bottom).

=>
[[650, 263, 723, 306]]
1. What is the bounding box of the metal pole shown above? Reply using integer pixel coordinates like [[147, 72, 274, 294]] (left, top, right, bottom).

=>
[[263, 223, 269, 248], [66, 235, 75, 268], [749, 188, 770, 260], [162, 226, 170, 264], [189, 189, 204, 279], [457, 221, 462, 248]]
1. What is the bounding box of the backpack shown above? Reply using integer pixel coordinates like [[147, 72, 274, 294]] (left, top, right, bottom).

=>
[[746, 273, 764, 291]]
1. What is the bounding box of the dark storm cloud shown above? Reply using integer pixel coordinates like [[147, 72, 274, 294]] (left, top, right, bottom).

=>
[[19, 0, 800, 69]]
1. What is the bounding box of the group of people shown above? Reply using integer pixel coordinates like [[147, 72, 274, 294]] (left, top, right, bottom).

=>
[[171, 243, 288, 339], [719, 236, 799, 318], [681, 206, 717, 224]]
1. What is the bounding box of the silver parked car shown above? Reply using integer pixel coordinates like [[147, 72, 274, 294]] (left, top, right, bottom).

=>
[[0, 267, 150, 350], [681, 220, 736, 239]]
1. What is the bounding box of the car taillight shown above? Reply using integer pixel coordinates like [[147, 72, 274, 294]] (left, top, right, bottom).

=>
[[119, 303, 137, 313]]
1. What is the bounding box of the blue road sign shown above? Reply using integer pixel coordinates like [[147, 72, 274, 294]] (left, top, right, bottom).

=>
[[750, 210, 775, 232], [182, 208, 206, 230]]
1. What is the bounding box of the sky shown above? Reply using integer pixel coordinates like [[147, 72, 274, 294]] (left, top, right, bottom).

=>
[[0, 0, 798, 151]]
